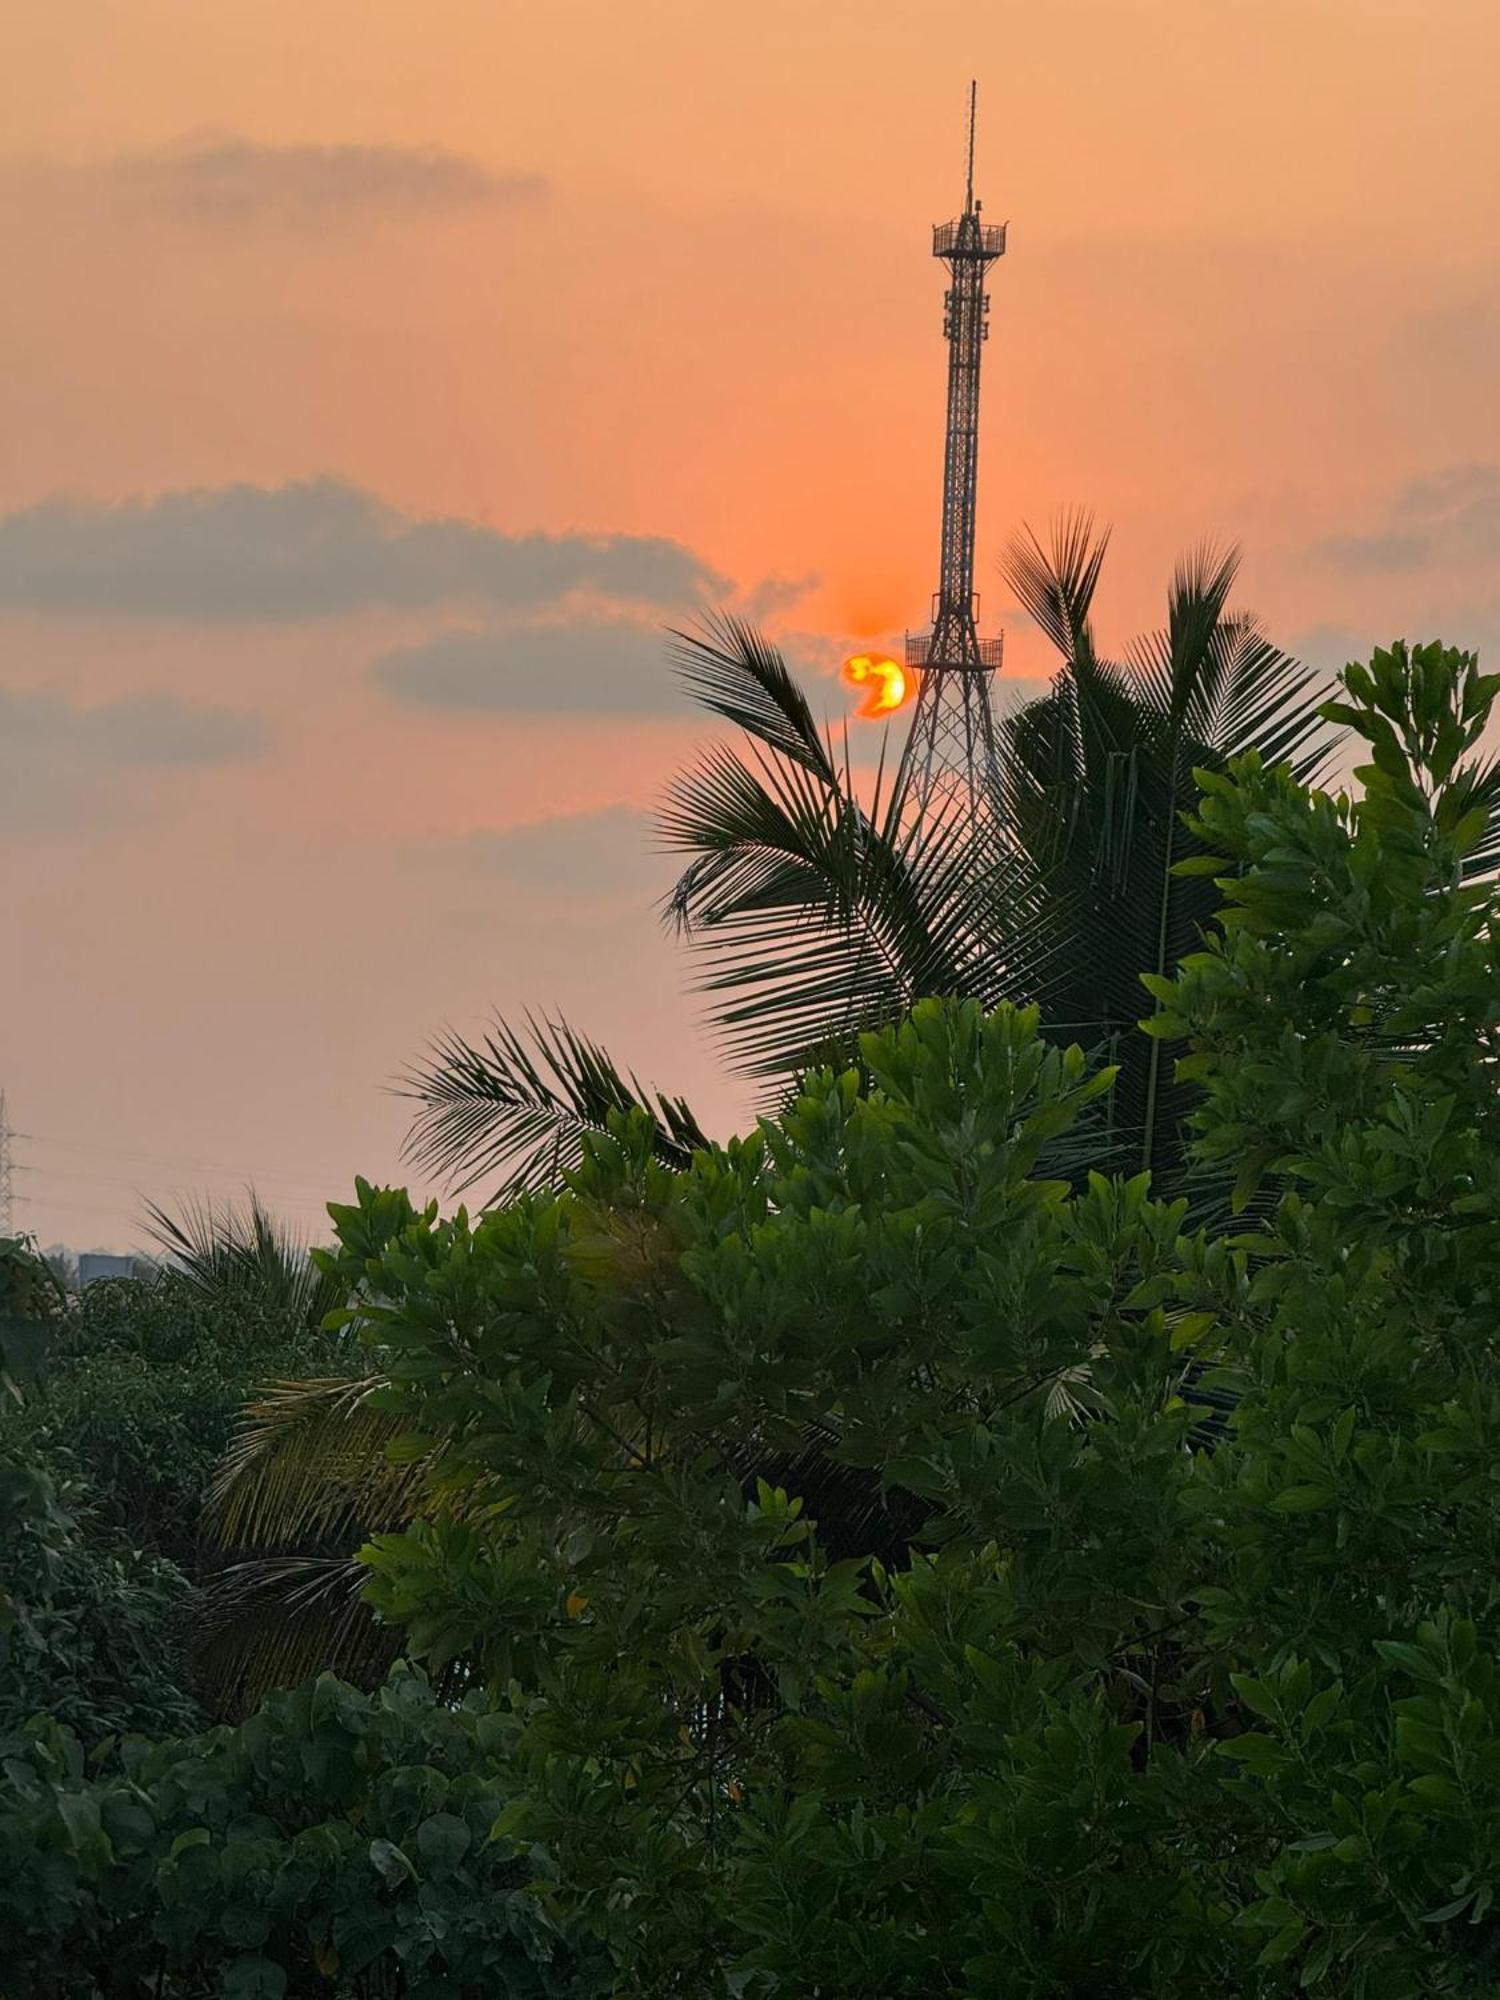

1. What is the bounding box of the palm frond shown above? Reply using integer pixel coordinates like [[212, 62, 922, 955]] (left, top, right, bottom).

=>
[[662, 693, 1034, 1081], [189, 1556, 403, 1720], [668, 612, 836, 780], [141, 1190, 344, 1332], [209, 1374, 429, 1551], [995, 523, 1345, 1181], [1001, 512, 1110, 673], [1455, 751, 1500, 883], [1194, 615, 1338, 781], [401, 1012, 709, 1206], [1160, 539, 1242, 722]]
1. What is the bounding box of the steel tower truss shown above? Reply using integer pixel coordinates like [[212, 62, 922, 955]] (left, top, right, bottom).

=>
[[897, 86, 1007, 837]]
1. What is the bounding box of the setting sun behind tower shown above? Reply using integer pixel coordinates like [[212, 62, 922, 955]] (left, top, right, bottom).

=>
[[841, 650, 912, 719]]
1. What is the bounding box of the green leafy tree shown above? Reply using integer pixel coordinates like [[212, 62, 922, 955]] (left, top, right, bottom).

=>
[[1138, 639, 1500, 1986], [0, 1453, 200, 1743], [3, 1196, 347, 1566], [0, 1233, 66, 1400], [18, 640, 1493, 1993], [0, 1238, 197, 1745], [308, 642, 1500, 1991]]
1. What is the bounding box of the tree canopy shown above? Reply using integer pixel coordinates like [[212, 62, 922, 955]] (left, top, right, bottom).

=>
[[6, 640, 1500, 1996]]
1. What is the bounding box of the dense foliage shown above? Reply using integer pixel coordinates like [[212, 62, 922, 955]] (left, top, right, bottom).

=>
[[360, 641, 1500, 1993], [0, 1668, 608, 1998], [0, 1231, 66, 1398], [8, 1269, 341, 1564], [5, 640, 1500, 1995], [0, 1237, 349, 1744], [0, 1455, 200, 1743]]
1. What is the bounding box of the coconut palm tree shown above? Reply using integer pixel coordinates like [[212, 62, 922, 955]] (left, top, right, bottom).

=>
[[406, 516, 1336, 1199], [141, 1189, 347, 1334], [131, 1192, 408, 1714]]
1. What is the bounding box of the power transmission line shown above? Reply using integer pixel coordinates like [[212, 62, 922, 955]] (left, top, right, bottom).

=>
[[26, 1136, 347, 1202]]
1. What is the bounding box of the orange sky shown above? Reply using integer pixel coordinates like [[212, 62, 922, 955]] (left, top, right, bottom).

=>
[[3, 0, 1498, 1245]]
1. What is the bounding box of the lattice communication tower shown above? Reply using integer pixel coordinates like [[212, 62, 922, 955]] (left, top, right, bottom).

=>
[[0, 1090, 17, 1237], [896, 81, 1008, 835]]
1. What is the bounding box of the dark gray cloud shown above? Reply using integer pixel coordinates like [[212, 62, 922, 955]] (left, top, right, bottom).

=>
[[1286, 622, 1374, 673], [739, 572, 820, 622], [371, 617, 688, 715], [1317, 464, 1500, 573], [0, 480, 725, 622], [1310, 531, 1430, 573], [1290, 616, 1498, 695], [0, 687, 266, 764], [106, 137, 542, 227], [0, 687, 267, 832]]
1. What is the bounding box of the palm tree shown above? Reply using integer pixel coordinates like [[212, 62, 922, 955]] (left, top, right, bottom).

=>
[[142, 1189, 347, 1334], [137, 1192, 412, 1714], [406, 517, 1335, 1198]]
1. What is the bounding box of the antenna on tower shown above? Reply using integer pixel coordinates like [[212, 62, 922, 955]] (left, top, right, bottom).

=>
[[965, 78, 978, 212]]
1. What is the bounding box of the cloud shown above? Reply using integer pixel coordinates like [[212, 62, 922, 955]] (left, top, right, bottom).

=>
[[1315, 532, 1430, 572], [446, 806, 671, 903], [1285, 622, 1375, 673], [739, 572, 820, 623], [0, 687, 266, 765], [371, 617, 689, 715], [103, 137, 542, 227], [1396, 298, 1500, 379], [1316, 463, 1500, 573], [0, 480, 726, 622], [0, 687, 267, 832]]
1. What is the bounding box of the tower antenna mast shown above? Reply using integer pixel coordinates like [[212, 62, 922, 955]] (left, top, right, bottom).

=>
[[896, 81, 1007, 838], [965, 77, 977, 211]]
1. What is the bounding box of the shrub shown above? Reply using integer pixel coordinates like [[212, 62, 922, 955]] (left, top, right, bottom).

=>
[[0, 1451, 199, 1743], [0, 1667, 610, 1998]]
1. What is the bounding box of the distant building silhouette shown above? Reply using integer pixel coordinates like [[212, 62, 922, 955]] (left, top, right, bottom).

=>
[[78, 1251, 140, 1288]]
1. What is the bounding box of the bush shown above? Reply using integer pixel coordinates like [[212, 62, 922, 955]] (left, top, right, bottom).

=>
[[0, 1452, 200, 1743], [8, 1273, 346, 1563], [0, 1667, 610, 1998], [0, 1262, 352, 1742]]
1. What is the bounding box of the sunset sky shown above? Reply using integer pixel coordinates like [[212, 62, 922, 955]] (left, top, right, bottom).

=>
[[3, 0, 1498, 1247]]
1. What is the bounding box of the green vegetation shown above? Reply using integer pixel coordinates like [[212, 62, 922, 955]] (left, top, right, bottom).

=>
[[0, 1230, 67, 1398], [0, 1670, 608, 1999], [0, 1201, 349, 1744], [5, 640, 1500, 1995]]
